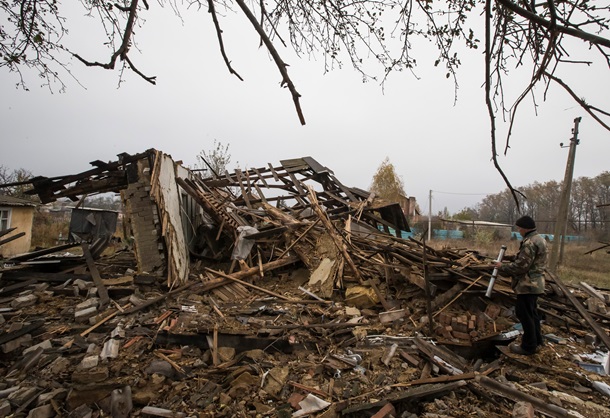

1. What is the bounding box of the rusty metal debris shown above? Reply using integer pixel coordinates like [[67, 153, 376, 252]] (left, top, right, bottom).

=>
[[1, 150, 610, 417]]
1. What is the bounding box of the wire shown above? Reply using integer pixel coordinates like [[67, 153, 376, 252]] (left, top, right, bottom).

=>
[[431, 190, 493, 196]]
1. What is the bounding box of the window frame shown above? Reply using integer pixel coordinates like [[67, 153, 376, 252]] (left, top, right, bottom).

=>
[[0, 207, 12, 231]]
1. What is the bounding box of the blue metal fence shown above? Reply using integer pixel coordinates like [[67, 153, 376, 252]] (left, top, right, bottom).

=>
[[381, 227, 583, 242]]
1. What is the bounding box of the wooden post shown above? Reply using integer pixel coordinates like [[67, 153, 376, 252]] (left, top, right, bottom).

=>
[[422, 234, 434, 334], [549, 117, 581, 272]]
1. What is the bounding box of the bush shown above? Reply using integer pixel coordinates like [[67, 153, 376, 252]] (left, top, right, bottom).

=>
[[30, 210, 70, 249]]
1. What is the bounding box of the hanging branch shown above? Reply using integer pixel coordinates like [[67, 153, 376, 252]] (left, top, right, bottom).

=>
[[233, 0, 306, 125], [72, 0, 156, 84], [544, 71, 610, 131], [207, 0, 244, 81], [504, 32, 558, 154], [486, 0, 525, 209], [496, 0, 610, 48]]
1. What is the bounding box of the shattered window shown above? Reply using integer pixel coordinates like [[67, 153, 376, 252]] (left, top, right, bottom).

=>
[[0, 208, 10, 230]]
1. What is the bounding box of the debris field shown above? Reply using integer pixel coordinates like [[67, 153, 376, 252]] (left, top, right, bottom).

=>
[[1, 150, 610, 418]]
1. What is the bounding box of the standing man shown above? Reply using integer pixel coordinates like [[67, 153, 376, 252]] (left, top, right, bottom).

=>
[[496, 215, 547, 355]]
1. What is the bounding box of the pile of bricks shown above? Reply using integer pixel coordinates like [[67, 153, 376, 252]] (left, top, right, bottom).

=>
[[435, 303, 508, 342]]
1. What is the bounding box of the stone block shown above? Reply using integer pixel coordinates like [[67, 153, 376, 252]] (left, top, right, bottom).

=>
[[73, 279, 91, 290], [26, 404, 54, 418], [1, 334, 32, 353], [23, 339, 52, 355], [110, 386, 133, 418], [80, 355, 99, 369], [75, 298, 99, 311], [0, 400, 11, 416], [72, 367, 109, 384], [8, 386, 38, 405], [512, 401, 535, 418], [75, 306, 98, 323], [11, 294, 38, 308]]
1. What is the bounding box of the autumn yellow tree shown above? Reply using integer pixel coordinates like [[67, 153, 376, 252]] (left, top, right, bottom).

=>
[[369, 158, 406, 204]]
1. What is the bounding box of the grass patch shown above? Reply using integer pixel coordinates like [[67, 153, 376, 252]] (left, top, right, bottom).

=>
[[431, 239, 610, 288], [555, 243, 610, 288]]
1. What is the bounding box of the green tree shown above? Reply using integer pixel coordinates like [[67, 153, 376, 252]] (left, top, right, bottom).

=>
[[369, 157, 406, 204], [453, 207, 478, 221]]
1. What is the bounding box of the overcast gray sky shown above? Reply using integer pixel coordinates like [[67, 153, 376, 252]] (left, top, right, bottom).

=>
[[1, 4, 609, 213]]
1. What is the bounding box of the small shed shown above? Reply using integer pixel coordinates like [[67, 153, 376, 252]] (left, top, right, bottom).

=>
[[0, 195, 38, 257]]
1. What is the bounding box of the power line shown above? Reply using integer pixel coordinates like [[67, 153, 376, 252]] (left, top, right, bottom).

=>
[[430, 190, 493, 196]]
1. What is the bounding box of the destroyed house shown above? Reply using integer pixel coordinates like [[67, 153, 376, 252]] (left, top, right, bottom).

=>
[[0, 194, 37, 257], [3, 150, 610, 417], [14, 150, 410, 286]]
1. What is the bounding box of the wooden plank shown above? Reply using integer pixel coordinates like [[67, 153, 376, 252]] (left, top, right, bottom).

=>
[[341, 380, 467, 415], [205, 266, 296, 301], [328, 174, 357, 201], [548, 270, 610, 351], [286, 171, 305, 195], [267, 163, 281, 182], [0, 227, 17, 239], [0, 320, 44, 346], [233, 169, 252, 209], [82, 242, 110, 307], [8, 242, 80, 262], [230, 282, 251, 299], [0, 278, 38, 297], [211, 286, 233, 302], [120, 280, 202, 315], [413, 337, 466, 374], [279, 157, 309, 172], [496, 345, 589, 387], [252, 182, 268, 203], [580, 281, 606, 303], [475, 374, 570, 417], [0, 232, 25, 246], [251, 167, 269, 187]]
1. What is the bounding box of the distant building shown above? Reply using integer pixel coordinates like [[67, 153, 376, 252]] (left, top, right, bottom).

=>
[[440, 218, 513, 240], [0, 195, 38, 257], [399, 194, 419, 219]]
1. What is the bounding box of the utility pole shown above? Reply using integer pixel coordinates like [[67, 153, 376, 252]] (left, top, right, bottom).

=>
[[549, 117, 582, 273], [428, 190, 432, 242]]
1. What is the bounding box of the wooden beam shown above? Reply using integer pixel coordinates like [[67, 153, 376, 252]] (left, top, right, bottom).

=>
[[0, 232, 25, 246], [547, 270, 610, 352], [82, 242, 110, 308]]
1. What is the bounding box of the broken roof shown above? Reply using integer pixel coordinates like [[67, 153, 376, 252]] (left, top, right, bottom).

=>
[[0, 194, 38, 207], [2, 150, 610, 417]]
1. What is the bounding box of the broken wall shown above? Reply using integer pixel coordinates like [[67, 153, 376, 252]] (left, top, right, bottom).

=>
[[150, 151, 189, 286], [121, 158, 165, 274], [0, 206, 35, 257]]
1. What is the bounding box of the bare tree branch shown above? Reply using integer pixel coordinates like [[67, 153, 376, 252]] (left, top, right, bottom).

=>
[[71, 0, 156, 84], [207, 0, 244, 81], [544, 71, 610, 131], [496, 0, 610, 48], [233, 0, 306, 125], [486, 0, 526, 209]]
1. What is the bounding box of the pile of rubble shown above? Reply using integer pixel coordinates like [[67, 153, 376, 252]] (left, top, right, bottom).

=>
[[2, 150, 610, 418]]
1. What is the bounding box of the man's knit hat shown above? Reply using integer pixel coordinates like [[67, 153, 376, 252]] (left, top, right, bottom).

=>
[[515, 215, 536, 230]]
